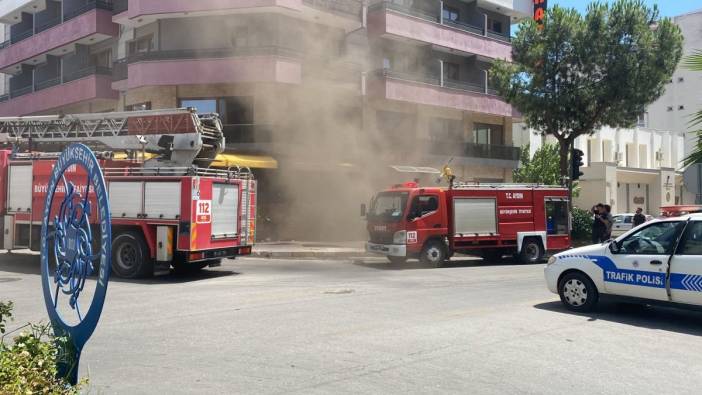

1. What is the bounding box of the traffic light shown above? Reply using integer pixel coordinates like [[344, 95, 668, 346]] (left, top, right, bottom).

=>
[[572, 148, 584, 181]]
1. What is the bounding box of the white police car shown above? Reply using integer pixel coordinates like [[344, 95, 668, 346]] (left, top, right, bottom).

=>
[[545, 214, 702, 312]]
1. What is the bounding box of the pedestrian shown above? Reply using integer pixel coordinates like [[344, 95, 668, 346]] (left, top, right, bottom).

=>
[[591, 204, 605, 244], [633, 207, 646, 227], [601, 204, 614, 241]]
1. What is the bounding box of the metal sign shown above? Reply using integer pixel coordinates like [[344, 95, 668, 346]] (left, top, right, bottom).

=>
[[40, 144, 112, 385], [683, 164, 702, 204]]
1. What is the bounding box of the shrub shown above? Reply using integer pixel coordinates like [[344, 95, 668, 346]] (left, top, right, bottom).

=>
[[0, 301, 84, 394], [571, 207, 593, 241]]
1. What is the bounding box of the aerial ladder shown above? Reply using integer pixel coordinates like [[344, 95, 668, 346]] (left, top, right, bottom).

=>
[[0, 108, 225, 168]]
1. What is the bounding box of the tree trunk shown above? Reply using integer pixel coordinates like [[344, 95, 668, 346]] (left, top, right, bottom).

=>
[[558, 139, 570, 180]]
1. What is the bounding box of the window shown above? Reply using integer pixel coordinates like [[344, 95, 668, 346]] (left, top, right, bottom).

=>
[[618, 221, 685, 255], [128, 35, 153, 55], [179, 97, 254, 125], [91, 49, 112, 69], [667, 106, 673, 112], [180, 99, 217, 114], [679, 105, 685, 110], [125, 102, 151, 111], [546, 199, 569, 235], [488, 18, 503, 33], [229, 26, 249, 48], [677, 222, 702, 255], [369, 192, 409, 222], [474, 123, 503, 145], [442, 6, 459, 22], [443, 61, 459, 81], [636, 113, 647, 127], [678, 77, 684, 82], [429, 118, 462, 141], [408, 195, 439, 220]]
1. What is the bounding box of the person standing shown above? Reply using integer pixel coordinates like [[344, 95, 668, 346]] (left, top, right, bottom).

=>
[[591, 204, 604, 244], [601, 205, 614, 241], [633, 207, 646, 227]]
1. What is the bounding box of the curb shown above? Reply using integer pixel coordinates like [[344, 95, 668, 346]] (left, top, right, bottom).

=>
[[251, 250, 369, 259]]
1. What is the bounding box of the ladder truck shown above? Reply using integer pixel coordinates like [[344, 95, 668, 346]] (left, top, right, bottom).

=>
[[0, 108, 257, 278]]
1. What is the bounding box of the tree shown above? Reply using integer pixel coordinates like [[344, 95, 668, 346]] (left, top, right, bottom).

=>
[[491, 0, 682, 182], [513, 143, 560, 185], [682, 50, 702, 166]]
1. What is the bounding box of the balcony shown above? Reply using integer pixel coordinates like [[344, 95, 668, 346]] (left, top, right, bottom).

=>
[[125, 47, 303, 89], [429, 139, 520, 162], [0, 4, 118, 73], [0, 0, 47, 24], [0, 68, 117, 116], [369, 69, 514, 118], [368, 1, 512, 61], [115, 0, 303, 24]]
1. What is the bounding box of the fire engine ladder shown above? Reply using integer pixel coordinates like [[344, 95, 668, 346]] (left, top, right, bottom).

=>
[[450, 181, 564, 189], [0, 108, 225, 167]]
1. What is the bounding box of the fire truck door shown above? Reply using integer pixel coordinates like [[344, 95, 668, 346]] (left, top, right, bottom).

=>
[[407, 194, 443, 243]]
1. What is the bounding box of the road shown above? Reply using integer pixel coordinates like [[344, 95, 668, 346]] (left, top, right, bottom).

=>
[[2, 252, 702, 394]]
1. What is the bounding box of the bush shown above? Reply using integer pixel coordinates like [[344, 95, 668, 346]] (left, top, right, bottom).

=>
[[0, 301, 84, 394], [571, 207, 593, 242]]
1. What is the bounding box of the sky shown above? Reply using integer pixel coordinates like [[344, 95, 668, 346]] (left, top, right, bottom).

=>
[[547, 0, 700, 18]]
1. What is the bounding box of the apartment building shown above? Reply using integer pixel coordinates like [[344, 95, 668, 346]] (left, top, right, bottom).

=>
[[0, 0, 532, 239], [523, 126, 686, 215]]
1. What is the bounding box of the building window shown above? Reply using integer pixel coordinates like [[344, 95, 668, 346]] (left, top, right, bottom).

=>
[[474, 124, 503, 145], [125, 102, 151, 111], [91, 49, 112, 69], [488, 18, 503, 33], [229, 26, 249, 48], [442, 6, 459, 22], [179, 97, 253, 125], [678, 77, 684, 82], [128, 35, 153, 56], [636, 112, 648, 127], [443, 62, 459, 81], [679, 105, 685, 110], [429, 118, 462, 141], [667, 106, 673, 112]]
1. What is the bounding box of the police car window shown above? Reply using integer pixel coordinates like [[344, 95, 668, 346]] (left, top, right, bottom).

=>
[[613, 216, 624, 224], [620, 221, 684, 255], [677, 222, 702, 255], [624, 216, 632, 224]]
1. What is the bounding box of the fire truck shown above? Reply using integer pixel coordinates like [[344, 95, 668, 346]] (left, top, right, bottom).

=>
[[0, 108, 256, 278], [364, 179, 571, 266]]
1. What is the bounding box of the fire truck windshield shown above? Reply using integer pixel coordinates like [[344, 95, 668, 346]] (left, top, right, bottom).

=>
[[368, 192, 409, 221]]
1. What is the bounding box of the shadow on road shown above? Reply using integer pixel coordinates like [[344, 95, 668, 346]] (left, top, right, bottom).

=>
[[352, 255, 535, 271], [535, 301, 702, 336], [0, 252, 239, 284]]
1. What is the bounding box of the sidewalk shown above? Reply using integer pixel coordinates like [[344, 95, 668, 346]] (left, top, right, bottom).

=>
[[252, 241, 368, 259]]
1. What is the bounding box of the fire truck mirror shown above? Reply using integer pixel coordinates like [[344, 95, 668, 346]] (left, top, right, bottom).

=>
[[360, 203, 367, 217]]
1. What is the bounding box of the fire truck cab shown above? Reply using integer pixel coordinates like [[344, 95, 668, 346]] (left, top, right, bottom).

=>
[[365, 181, 571, 266]]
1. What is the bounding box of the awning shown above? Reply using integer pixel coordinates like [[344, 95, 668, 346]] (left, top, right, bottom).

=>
[[211, 154, 278, 169]]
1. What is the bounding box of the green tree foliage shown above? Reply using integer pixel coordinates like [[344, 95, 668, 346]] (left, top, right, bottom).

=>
[[0, 301, 84, 394], [683, 50, 702, 166], [491, 0, 683, 179], [513, 143, 561, 185], [571, 207, 595, 242]]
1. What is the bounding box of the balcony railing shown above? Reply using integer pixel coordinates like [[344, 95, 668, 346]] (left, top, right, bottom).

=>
[[0, 40, 9, 50], [112, 58, 128, 81], [376, 69, 498, 96], [430, 140, 520, 161], [8, 66, 112, 99], [10, 28, 34, 44], [127, 46, 302, 63], [0, 94, 9, 103], [302, 0, 362, 17], [112, 0, 129, 14], [64, 0, 113, 21], [369, 1, 511, 43], [34, 16, 62, 33]]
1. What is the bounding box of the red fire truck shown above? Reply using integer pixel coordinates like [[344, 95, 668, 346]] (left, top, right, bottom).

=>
[[0, 109, 256, 278], [364, 180, 571, 266]]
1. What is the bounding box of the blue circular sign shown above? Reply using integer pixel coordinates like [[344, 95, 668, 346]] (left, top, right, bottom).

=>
[[40, 144, 111, 382]]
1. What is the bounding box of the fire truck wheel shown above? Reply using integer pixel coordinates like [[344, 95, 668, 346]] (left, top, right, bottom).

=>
[[112, 231, 153, 279], [519, 238, 544, 265], [420, 240, 447, 268], [387, 256, 407, 265]]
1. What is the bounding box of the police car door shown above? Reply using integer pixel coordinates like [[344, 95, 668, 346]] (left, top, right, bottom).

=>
[[668, 220, 702, 305], [608, 221, 684, 300]]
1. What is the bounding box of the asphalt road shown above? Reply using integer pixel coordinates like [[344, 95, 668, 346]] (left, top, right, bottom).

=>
[[2, 252, 702, 394]]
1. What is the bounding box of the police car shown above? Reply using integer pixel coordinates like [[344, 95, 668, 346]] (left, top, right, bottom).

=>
[[545, 214, 702, 312]]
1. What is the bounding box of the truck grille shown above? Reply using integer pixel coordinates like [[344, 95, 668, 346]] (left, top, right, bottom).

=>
[[369, 232, 393, 244]]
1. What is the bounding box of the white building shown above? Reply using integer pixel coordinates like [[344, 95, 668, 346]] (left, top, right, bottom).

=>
[[519, 125, 685, 215]]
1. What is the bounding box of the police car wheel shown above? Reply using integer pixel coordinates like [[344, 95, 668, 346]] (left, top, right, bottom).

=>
[[420, 241, 447, 268], [519, 239, 543, 264], [558, 272, 598, 312]]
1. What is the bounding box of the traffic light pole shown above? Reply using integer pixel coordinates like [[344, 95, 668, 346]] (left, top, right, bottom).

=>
[[568, 139, 574, 213]]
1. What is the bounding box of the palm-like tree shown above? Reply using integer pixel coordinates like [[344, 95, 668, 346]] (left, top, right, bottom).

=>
[[683, 50, 702, 166]]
